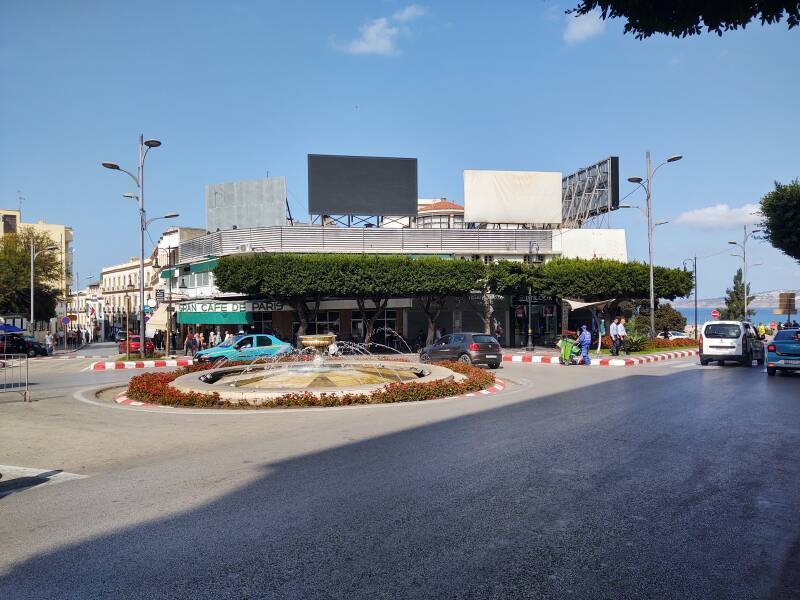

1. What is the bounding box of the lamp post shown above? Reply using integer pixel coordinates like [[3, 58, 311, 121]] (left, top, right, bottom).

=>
[[728, 225, 762, 321], [626, 151, 682, 337], [30, 239, 57, 334], [102, 135, 162, 358], [682, 256, 697, 338]]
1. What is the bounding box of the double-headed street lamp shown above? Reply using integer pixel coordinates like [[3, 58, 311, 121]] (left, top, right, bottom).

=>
[[30, 240, 58, 333], [728, 225, 762, 320], [625, 151, 683, 337], [103, 134, 176, 358]]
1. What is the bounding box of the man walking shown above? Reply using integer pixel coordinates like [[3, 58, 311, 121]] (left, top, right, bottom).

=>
[[578, 324, 592, 366], [609, 317, 620, 356], [617, 317, 630, 355], [45, 332, 54, 356]]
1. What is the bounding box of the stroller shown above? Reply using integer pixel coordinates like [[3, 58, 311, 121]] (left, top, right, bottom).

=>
[[558, 336, 582, 365]]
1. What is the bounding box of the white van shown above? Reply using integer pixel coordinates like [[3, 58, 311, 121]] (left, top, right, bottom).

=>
[[699, 321, 764, 366]]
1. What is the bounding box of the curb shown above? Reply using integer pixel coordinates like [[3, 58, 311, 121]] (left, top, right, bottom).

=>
[[34, 355, 111, 360], [92, 359, 194, 371], [111, 378, 507, 410], [502, 349, 699, 366]]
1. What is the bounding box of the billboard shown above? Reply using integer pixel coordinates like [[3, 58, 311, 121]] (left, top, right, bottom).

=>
[[463, 170, 562, 225], [205, 177, 286, 232], [308, 154, 418, 216], [562, 156, 620, 226]]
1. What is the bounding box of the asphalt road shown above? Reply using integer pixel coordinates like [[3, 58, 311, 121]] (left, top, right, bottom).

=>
[[1, 354, 798, 599]]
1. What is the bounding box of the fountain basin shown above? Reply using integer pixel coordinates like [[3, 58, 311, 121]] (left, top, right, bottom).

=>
[[170, 360, 461, 405]]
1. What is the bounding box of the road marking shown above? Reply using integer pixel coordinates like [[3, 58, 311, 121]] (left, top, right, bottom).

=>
[[0, 465, 87, 499]]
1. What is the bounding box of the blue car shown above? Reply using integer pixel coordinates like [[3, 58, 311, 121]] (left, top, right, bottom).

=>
[[766, 328, 800, 376], [194, 333, 292, 364]]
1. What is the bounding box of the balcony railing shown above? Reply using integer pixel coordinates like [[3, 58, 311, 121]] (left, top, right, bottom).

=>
[[179, 225, 554, 263]]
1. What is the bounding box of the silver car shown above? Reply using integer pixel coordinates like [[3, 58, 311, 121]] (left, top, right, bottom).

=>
[[420, 333, 502, 368]]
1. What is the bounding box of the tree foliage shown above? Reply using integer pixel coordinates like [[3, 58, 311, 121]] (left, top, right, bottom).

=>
[[635, 302, 688, 333], [718, 268, 756, 321], [569, 1, 799, 38], [0, 227, 62, 320], [759, 178, 800, 263]]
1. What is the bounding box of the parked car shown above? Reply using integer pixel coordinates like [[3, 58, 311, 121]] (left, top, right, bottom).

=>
[[0, 332, 28, 355], [766, 328, 800, 376], [193, 334, 292, 363], [118, 336, 155, 355], [699, 321, 764, 366], [419, 332, 502, 368], [22, 336, 48, 357], [114, 331, 128, 343]]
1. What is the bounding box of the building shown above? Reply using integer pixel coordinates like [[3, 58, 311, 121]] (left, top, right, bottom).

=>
[[100, 257, 155, 336], [0, 208, 74, 298]]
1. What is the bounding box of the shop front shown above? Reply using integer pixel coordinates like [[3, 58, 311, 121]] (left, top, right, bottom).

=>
[[510, 295, 559, 348]]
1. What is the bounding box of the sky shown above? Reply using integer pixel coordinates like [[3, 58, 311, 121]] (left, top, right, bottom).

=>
[[1, 0, 798, 298]]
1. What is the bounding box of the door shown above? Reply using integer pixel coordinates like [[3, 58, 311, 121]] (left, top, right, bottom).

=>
[[233, 336, 256, 360], [447, 334, 466, 360], [743, 324, 762, 361], [429, 335, 451, 360]]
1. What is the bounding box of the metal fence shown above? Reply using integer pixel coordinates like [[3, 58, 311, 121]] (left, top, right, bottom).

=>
[[0, 354, 30, 402], [180, 226, 554, 262]]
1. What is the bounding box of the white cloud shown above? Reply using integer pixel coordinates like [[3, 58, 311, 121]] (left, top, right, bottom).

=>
[[563, 10, 605, 44], [675, 203, 761, 230], [340, 5, 426, 56], [393, 4, 427, 23]]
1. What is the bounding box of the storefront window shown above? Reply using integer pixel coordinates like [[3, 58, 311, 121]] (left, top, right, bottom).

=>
[[252, 312, 273, 334], [351, 310, 397, 342]]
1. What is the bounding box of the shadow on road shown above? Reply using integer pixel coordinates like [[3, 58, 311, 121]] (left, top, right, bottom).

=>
[[1, 369, 799, 599]]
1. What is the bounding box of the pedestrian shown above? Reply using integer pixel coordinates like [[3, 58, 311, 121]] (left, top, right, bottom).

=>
[[578, 324, 592, 366], [197, 331, 205, 351], [224, 330, 233, 343], [45, 332, 54, 355], [495, 322, 504, 344], [617, 318, 630, 355], [183, 330, 194, 356], [609, 317, 620, 356], [191, 334, 198, 356], [757, 323, 766, 339]]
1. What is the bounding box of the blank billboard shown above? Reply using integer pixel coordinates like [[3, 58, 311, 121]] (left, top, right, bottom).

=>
[[205, 177, 286, 232], [308, 154, 418, 216], [463, 170, 562, 225]]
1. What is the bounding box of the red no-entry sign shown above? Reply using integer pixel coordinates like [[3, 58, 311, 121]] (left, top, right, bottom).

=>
[[711, 309, 720, 319]]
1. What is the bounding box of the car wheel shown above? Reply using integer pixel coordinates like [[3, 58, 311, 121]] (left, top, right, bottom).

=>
[[458, 353, 472, 365], [27, 349, 35, 358], [700, 358, 709, 366], [767, 367, 776, 376], [419, 352, 431, 364]]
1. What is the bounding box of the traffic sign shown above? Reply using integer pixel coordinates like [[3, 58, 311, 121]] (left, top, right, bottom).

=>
[[147, 298, 158, 308], [710, 309, 720, 319], [156, 289, 165, 301], [61, 316, 70, 325]]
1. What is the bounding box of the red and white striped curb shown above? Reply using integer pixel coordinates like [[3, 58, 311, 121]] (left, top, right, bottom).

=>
[[112, 378, 507, 409], [92, 359, 194, 371], [502, 349, 699, 367], [33, 354, 110, 360]]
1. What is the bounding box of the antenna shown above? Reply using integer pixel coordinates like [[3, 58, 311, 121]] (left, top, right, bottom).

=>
[[17, 189, 25, 215]]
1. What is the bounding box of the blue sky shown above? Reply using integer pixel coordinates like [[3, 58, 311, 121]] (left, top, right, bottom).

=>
[[1, 1, 798, 298]]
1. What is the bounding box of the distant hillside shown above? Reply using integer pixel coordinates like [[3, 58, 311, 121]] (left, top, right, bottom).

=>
[[668, 289, 800, 309]]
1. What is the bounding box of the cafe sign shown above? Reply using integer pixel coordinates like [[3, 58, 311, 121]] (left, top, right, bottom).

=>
[[177, 300, 285, 314]]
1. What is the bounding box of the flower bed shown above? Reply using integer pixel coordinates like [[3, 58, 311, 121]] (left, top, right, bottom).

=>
[[598, 335, 696, 350], [126, 360, 494, 409]]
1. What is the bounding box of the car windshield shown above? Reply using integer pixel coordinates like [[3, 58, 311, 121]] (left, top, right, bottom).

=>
[[473, 335, 498, 344], [704, 324, 741, 339], [774, 330, 800, 341]]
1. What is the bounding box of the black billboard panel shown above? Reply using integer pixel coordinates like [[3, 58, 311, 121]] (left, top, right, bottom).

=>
[[308, 154, 418, 216]]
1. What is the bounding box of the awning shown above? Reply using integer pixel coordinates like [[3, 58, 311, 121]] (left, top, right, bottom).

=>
[[160, 268, 174, 279], [189, 259, 219, 273], [178, 311, 252, 325], [146, 305, 169, 330], [562, 298, 615, 311]]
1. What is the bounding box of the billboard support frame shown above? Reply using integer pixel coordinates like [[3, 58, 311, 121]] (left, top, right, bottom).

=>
[[561, 157, 620, 228]]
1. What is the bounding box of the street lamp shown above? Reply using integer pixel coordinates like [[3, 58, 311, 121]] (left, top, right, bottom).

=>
[[728, 225, 762, 320], [102, 135, 162, 358], [682, 256, 698, 339], [29, 240, 58, 333], [626, 151, 683, 337]]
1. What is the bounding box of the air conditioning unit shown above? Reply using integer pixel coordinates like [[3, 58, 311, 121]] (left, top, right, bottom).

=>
[[237, 244, 251, 253]]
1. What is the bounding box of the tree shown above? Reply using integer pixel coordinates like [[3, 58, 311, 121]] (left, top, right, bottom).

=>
[[0, 227, 62, 321], [471, 260, 531, 334], [759, 178, 800, 263], [569, 1, 799, 39], [717, 268, 755, 321], [635, 302, 688, 333]]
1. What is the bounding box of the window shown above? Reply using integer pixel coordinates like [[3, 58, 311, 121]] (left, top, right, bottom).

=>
[[473, 335, 498, 344], [235, 336, 253, 349], [774, 330, 800, 341], [256, 335, 272, 347], [351, 309, 397, 341], [252, 312, 273, 334], [703, 324, 741, 339], [451, 334, 465, 344], [312, 311, 340, 335], [437, 335, 451, 345]]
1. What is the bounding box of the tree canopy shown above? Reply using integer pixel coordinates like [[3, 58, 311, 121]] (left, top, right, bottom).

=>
[[759, 178, 800, 263], [0, 227, 62, 321], [718, 268, 756, 321], [569, 1, 799, 38]]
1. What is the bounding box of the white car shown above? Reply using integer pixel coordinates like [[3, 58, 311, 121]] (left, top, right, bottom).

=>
[[699, 320, 764, 366], [658, 330, 689, 339]]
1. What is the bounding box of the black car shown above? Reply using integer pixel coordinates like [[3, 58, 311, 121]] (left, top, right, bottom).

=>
[[23, 336, 48, 357], [419, 332, 502, 368], [0, 332, 28, 355]]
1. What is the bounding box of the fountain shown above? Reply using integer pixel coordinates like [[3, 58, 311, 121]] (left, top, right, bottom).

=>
[[170, 333, 462, 405]]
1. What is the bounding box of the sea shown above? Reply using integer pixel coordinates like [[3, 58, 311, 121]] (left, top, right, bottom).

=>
[[673, 307, 795, 326]]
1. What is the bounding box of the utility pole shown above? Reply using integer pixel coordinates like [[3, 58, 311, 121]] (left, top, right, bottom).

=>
[[645, 151, 655, 337]]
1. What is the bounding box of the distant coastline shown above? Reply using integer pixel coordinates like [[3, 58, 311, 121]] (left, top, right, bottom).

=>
[[666, 289, 799, 309]]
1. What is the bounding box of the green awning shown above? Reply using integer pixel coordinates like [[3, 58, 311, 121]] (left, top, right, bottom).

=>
[[178, 311, 252, 325], [189, 259, 219, 273], [160, 268, 174, 279]]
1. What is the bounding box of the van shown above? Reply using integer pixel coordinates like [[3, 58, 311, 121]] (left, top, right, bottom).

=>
[[699, 321, 764, 366]]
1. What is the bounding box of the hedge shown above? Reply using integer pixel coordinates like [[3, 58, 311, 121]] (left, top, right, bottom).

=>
[[126, 360, 495, 409]]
